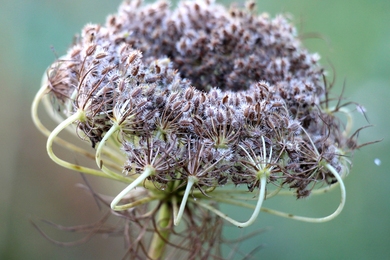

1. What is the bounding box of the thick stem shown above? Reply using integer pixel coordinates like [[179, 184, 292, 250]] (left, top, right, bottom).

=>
[[148, 202, 171, 260]]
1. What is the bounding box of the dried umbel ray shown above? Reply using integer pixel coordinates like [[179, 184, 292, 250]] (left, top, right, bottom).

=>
[[32, 0, 368, 258]]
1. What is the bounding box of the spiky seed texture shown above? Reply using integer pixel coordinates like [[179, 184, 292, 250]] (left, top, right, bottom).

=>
[[43, 0, 360, 231], [35, 0, 366, 257]]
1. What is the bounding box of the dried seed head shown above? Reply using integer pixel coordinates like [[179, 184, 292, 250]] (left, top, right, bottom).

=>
[[35, 1, 371, 258], [86, 44, 97, 56]]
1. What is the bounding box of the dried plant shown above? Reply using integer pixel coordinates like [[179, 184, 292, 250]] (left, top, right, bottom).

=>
[[32, 0, 374, 259]]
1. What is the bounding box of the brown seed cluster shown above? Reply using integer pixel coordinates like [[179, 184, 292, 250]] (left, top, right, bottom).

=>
[[34, 0, 374, 258], [48, 0, 354, 202]]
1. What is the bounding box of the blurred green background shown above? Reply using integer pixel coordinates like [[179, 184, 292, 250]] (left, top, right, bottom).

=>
[[1, 0, 389, 259]]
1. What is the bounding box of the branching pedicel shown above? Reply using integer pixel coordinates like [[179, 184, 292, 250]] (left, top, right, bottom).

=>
[[32, 0, 369, 258]]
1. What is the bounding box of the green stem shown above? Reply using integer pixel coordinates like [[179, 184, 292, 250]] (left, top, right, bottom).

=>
[[174, 176, 197, 226], [193, 174, 267, 228], [31, 81, 50, 137], [148, 202, 171, 260], [95, 124, 119, 168], [112, 195, 158, 212], [111, 166, 155, 210], [94, 124, 128, 180], [46, 111, 110, 179], [209, 164, 346, 223]]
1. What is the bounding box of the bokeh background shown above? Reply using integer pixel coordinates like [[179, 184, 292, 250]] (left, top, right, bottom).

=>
[[1, 0, 389, 259]]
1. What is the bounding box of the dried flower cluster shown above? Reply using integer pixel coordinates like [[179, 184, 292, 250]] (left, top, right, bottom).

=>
[[32, 0, 366, 259]]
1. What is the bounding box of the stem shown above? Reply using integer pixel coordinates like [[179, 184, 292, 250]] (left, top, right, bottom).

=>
[[46, 111, 113, 179], [35, 76, 131, 183], [193, 174, 267, 228], [33, 69, 71, 137], [32, 82, 99, 165], [94, 124, 128, 180], [148, 202, 171, 260], [208, 164, 346, 223], [274, 163, 346, 223], [96, 124, 119, 168], [31, 82, 50, 137], [112, 195, 158, 211], [111, 166, 155, 210], [171, 195, 178, 224], [174, 176, 197, 226], [276, 182, 339, 196], [238, 174, 267, 227]]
